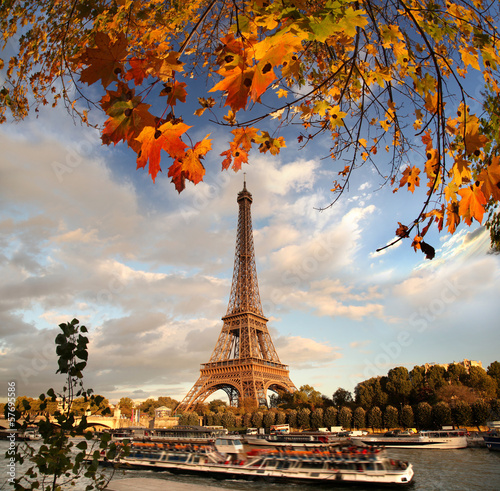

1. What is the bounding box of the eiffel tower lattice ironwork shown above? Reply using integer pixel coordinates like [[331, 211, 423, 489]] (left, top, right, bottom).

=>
[[176, 180, 296, 411]]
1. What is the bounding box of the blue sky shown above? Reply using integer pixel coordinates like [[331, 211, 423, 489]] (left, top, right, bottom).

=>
[[1, 72, 500, 406]]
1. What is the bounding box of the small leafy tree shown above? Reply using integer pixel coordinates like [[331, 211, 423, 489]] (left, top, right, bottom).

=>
[[367, 406, 383, 431], [353, 407, 366, 429], [383, 405, 399, 429], [6, 319, 127, 490], [431, 401, 452, 429], [452, 400, 472, 427], [400, 405, 415, 429], [311, 408, 324, 430], [472, 399, 490, 430], [338, 406, 352, 430], [416, 401, 433, 430], [323, 406, 338, 428], [297, 408, 311, 429]]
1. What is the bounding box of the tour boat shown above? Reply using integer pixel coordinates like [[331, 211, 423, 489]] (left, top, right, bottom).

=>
[[245, 431, 349, 448], [98, 437, 414, 486], [110, 425, 228, 444], [350, 429, 467, 449], [483, 431, 500, 451]]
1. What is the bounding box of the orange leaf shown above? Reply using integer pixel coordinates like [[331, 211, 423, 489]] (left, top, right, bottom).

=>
[[399, 166, 421, 193], [446, 201, 460, 234], [168, 136, 212, 192], [209, 67, 253, 112], [458, 183, 487, 225], [100, 83, 155, 152], [79, 32, 128, 88], [478, 155, 500, 201], [135, 122, 190, 182], [161, 80, 187, 106]]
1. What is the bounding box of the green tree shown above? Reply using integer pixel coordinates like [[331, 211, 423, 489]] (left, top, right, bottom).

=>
[[472, 400, 490, 430], [263, 410, 276, 430], [118, 397, 134, 419], [287, 409, 298, 430], [432, 401, 452, 429], [208, 399, 228, 413], [446, 363, 468, 385], [338, 406, 352, 430], [426, 365, 447, 392], [383, 405, 399, 429], [221, 411, 236, 430], [367, 407, 383, 431], [409, 365, 427, 403], [251, 411, 264, 429], [415, 402, 433, 430], [452, 400, 472, 427], [355, 377, 388, 408], [179, 411, 199, 425], [353, 407, 366, 430], [297, 408, 311, 429], [332, 388, 354, 408], [466, 366, 498, 399], [400, 405, 415, 429], [5, 319, 126, 490], [324, 406, 338, 428], [311, 408, 324, 430], [487, 361, 500, 397], [275, 410, 287, 425], [386, 367, 412, 405]]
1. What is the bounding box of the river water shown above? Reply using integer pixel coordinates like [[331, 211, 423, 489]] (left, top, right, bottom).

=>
[[1, 441, 500, 490]]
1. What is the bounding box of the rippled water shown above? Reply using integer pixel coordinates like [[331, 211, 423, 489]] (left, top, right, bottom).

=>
[[2, 441, 500, 490]]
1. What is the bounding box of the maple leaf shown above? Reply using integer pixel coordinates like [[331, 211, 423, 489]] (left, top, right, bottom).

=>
[[478, 156, 500, 201], [399, 166, 421, 193], [255, 131, 286, 155], [79, 32, 128, 88], [446, 201, 460, 234], [135, 122, 190, 182], [100, 83, 155, 152], [168, 136, 212, 192], [463, 119, 489, 155], [210, 67, 253, 112], [160, 80, 188, 106], [458, 183, 487, 225], [125, 57, 149, 86]]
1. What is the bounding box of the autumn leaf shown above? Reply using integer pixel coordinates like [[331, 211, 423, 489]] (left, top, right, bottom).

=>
[[458, 183, 487, 225], [79, 32, 128, 88], [446, 201, 460, 234], [478, 156, 500, 201], [161, 80, 188, 106], [168, 136, 212, 192], [100, 83, 156, 152], [209, 67, 253, 112], [135, 122, 190, 182], [395, 222, 409, 238], [399, 166, 421, 193]]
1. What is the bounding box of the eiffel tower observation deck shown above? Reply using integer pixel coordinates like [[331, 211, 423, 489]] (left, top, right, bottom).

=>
[[176, 179, 296, 411]]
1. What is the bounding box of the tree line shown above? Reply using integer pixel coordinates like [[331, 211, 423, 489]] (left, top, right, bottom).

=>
[[5, 361, 499, 432]]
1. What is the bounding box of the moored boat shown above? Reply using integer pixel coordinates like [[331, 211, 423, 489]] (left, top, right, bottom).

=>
[[351, 429, 467, 449], [483, 431, 500, 451], [97, 436, 414, 486]]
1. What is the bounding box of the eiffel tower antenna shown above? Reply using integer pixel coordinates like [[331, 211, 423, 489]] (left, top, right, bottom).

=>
[[176, 181, 296, 411]]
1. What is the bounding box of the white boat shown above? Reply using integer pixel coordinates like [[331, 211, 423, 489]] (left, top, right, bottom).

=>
[[351, 429, 467, 449], [98, 436, 414, 486]]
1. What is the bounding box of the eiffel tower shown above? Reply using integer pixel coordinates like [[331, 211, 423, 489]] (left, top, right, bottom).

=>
[[176, 179, 296, 411]]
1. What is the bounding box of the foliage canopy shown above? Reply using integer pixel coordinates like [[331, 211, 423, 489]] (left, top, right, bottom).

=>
[[1, 0, 500, 254]]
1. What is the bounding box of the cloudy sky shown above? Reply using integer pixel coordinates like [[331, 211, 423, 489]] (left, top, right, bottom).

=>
[[1, 78, 500, 407]]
